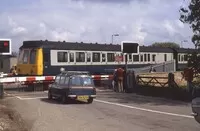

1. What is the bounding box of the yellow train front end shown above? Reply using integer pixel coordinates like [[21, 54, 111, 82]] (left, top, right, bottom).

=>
[[16, 48, 44, 76]]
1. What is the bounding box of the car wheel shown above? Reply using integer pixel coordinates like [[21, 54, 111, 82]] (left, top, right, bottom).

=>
[[87, 98, 93, 104], [48, 91, 52, 100]]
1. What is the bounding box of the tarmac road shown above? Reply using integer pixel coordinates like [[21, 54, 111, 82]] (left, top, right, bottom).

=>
[[3, 89, 200, 131]]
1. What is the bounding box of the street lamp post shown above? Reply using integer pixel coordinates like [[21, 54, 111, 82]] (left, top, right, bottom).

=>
[[111, 34, 119, 44]]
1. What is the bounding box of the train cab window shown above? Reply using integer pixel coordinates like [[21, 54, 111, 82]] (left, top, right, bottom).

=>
[[30, 49, 37, 64], [18, 49, 24, 64], [57, 52, 68, 62], [76, 52, 85, 62], [152, 54, 156, 62], [92, 52, 100, 62], [87, 52, 91, 62], [140, 54, 143, 62], [107, 53, 115, 62], [102, 53, 106, 62], [148, 54, 150, 62], [144, 54, 147, 62], [22, 50, 29, 64], [164, 54, 167, 61], [69, 52, 74, 62], [133, 55, 139, 62]]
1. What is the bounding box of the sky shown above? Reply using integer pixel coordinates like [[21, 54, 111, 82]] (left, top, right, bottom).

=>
[[0, 0, 194, 52]]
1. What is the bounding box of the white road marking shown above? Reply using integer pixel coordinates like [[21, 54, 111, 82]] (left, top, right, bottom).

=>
[[94, 99, 194, 119], [17, 96, 47, 100], [4, 92, 46, 100]]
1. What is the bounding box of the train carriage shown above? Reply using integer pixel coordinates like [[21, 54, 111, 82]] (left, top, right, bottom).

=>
[[16, 40, 199, 76]]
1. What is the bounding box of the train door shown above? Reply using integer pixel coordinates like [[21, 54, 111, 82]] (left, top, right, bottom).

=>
[[43, 50, 50, 75]]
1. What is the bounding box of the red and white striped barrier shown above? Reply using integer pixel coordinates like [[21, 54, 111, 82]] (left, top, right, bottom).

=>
[[0, 75, 113, 84]]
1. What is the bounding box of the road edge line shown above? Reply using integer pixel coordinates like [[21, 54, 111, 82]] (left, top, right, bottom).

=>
[[94, 99, 193, 119]]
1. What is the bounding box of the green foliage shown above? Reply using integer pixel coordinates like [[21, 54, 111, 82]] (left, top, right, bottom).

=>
[[150, 42, 180, 48], [180, 0, 200, 48]]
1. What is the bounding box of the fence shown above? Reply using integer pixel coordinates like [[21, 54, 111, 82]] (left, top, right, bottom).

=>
[[136, 73, 179, 88]]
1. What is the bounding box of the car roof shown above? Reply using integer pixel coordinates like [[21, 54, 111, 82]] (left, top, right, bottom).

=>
[[57, 71, 91, 77]]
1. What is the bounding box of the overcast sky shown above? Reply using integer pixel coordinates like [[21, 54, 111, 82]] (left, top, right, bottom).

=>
[[0, 0, 193, 51]]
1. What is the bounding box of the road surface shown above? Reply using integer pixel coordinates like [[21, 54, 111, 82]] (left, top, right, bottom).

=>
[[3, 89, 200, 131]]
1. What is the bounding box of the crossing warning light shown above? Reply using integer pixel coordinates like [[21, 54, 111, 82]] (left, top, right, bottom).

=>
[[0, 39, 11, 55]]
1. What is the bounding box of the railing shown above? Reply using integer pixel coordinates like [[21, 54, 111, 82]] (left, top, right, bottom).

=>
[[131, 60, 176, 74]]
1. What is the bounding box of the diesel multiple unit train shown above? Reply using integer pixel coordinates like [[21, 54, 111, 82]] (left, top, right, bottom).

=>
[[16, 40, 200, 76]]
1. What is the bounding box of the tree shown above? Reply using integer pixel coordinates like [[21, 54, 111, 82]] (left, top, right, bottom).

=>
[[180, 0, 200, 48], [150, 42, 180, 48]]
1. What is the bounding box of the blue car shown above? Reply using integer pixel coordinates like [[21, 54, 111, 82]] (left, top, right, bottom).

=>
[[48, 71, 96, 104]]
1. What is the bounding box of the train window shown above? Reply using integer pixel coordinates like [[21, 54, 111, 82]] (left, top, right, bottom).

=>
[[69, 52, 74, 62], [102, 53, 106, 62], [144, 54, 147, 62], [107, 53, 115, 62], [140, 54, 143, 62], [181, 55, 184, 61], [164, 54, 167, 61], [184, 54, 188, 61], [57, 52, 68, 62], [152, 54, 156, 62], [22, 50, 29, 64], [133, 55, 139, 62], [76, 52, 85, 62], [30, 49, 37, 64], [148, 54, 150, 61], [92, 52, 100, 62], [87, 52, 91, 62]]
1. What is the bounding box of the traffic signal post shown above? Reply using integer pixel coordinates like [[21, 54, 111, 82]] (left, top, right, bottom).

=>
[[121, 41, 139, 93], [0, 39, 11, 99]]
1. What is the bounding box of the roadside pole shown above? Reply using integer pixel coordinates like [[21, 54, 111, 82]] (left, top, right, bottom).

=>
[[0, 39, 12, 99], [121, 41, 139, 93]]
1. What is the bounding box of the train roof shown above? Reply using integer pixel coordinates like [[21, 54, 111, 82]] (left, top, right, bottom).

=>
[[19, 40, 200, 53]]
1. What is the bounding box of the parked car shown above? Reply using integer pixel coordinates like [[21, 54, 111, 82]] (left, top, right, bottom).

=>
[[48, 71, 96, 104]]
